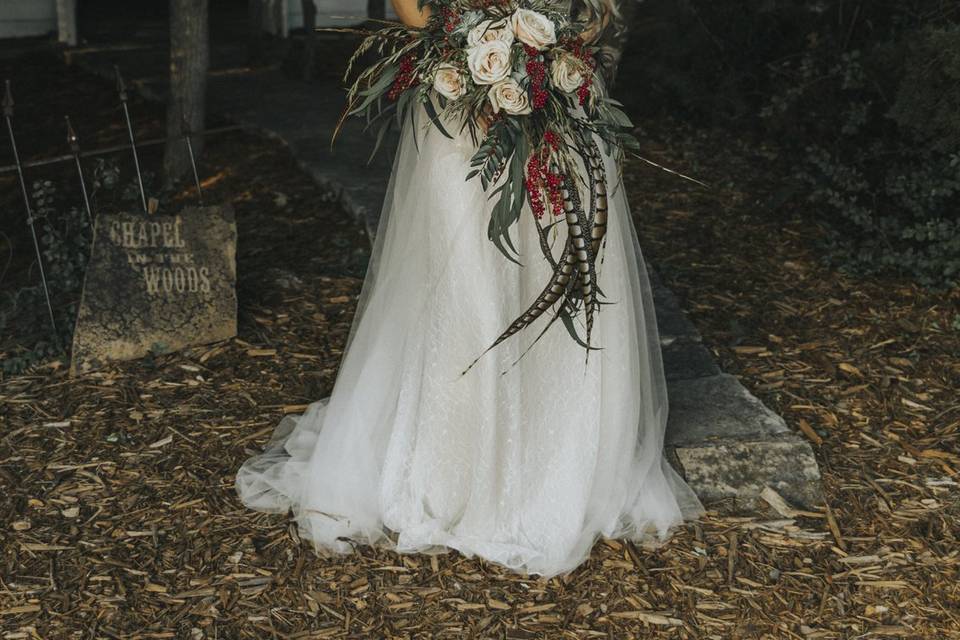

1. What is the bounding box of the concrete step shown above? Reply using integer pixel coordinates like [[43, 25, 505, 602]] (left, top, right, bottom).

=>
[[665, 373, 823, 509], [647, 268, 822, 509]]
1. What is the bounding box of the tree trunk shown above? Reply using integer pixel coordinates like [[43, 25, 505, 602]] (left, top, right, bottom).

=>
[[164, 0, 210, 189], [301, 0, 317, 81]]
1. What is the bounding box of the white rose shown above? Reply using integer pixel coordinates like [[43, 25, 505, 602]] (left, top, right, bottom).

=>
[[550, 53, 587, 93], [433, 63, 468, 100], [510, 9, 556, 51], [467, 18, 514, 47], [467, 40, 512, 85], [488, 78, 532, 115]]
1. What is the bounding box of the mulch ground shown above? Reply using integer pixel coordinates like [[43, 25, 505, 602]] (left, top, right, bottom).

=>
[[2, 47, 959, 639]]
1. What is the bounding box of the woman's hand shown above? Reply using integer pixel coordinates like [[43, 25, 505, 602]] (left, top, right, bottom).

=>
[[390, 0, 431, 28]]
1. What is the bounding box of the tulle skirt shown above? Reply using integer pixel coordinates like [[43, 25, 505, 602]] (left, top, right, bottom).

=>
[[235, 104, 704, 578]]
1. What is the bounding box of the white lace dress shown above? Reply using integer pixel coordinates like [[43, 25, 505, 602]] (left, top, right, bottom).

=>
[[234, 102, 704, 577]]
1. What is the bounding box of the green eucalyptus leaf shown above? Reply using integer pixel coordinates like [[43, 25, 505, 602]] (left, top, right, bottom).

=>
[[349, 66, 398, 116], [422, 96, 454, 139], [558, 306, 593, 349]]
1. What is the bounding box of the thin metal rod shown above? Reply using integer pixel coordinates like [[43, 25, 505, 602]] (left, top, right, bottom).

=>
[[0, 125, 244, 175], [3, 80, 59, 339], [115, 65, 148, 212], [181, 114, 203, 204], [66, 116, 94, 225]]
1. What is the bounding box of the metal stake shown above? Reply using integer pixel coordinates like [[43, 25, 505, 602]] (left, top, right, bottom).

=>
[[114, 65, 148, 213], [181, 113, 204, 204], [66, 116, 94, 225], [3, 80, 59, 339], [0, 124, 244, 175]]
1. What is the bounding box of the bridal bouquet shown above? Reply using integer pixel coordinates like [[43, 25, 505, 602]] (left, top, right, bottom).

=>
[[337, 0, 639, 369]]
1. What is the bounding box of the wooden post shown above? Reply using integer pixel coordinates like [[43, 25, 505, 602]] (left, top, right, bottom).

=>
[[164, 0, 210, 188], [56, 0, 78, 47]]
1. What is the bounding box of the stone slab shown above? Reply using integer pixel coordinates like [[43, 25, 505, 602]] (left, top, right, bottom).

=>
[[70, 205, 237, 375], [662, 340, 720, 381], [672, 436, 824, 509], [649, 268, 702, 346], [665, 372, 823, 510], [666, 373, 789, 446]]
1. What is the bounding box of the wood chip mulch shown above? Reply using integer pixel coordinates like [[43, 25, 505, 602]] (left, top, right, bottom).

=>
[[2, 57, 959, 640]]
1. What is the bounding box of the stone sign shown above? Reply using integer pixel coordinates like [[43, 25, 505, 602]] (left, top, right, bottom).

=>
[[70, 205, 237, 375]]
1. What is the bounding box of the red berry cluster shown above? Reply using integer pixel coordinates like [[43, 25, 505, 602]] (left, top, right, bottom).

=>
[[440, 6, 460, 33], [524, 45, 549, 110], [545, 171, 563, 214], [525, 155, 548, 219], [542, 137, 563, 216], [565, 36, 585, 57], [525, 135, 564, 219], [576, 76, 592, 105], [387, 54, 418, 101], [564, 37, 597, 105]]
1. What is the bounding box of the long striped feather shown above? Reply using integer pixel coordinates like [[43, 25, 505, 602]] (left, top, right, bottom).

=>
[[459, 237, 578, 377]]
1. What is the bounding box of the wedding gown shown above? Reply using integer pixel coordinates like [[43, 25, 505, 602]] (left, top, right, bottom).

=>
[[235, 101, 704, 578]]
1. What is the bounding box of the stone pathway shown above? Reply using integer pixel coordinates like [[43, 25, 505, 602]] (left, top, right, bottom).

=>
[[70, 36, 822, 510]]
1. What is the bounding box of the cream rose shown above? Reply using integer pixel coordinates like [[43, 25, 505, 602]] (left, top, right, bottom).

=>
[[488, 78, 532, 115], [467, 39, 512, 85], [433, 63, 468, 100], [550, 53, 587, 93], [467, 18, 514, 47], [510, 9, 556, 51]]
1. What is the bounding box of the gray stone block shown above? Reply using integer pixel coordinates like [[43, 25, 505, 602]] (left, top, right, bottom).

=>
[[666, 373, 788, 446], [672, 435, 824, 509], [648, 269, 702, 345], [662, 340, 720, 381], [665, 373, 823, 510]]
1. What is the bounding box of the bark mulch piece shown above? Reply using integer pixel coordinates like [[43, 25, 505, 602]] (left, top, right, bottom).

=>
[[626, 116, 960, 638], [3, 58, 959, 639]]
